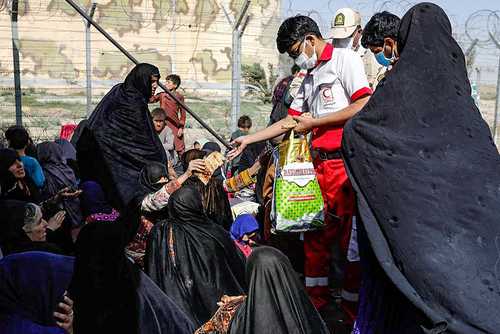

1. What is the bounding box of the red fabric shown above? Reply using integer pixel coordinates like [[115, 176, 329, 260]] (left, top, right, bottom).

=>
[[288, 108, 302, 117], [150, 92, 186, 153], [304, 158, 356, 310], [59, 124, 77, 141], [234, 240, 253, 258], [311, 126, 344, 151], [350, 87, 372, 102], [317, 43, 334, 63]]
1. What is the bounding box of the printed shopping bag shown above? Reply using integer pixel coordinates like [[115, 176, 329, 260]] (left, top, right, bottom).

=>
[[271, 131, 324, 233]]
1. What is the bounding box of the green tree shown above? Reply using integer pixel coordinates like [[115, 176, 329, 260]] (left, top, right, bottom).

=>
[[242, 62, 276, 103]]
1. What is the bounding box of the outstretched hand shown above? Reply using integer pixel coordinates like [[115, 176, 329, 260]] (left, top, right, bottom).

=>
[[227, 136, 248, 161], [292, 114, 315, 134]]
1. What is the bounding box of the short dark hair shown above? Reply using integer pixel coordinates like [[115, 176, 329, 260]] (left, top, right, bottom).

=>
[[237, 115, 252, 129], [165, 74, 181, 89], [5, 125, 29, 150], [151, 108, 166, 119], [361, 11, 401, 48], [276, 15, 322, 54]]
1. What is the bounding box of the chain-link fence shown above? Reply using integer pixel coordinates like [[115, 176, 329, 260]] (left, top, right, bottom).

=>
[[1, 0, 499, 147], [0, 0, 284, 145]]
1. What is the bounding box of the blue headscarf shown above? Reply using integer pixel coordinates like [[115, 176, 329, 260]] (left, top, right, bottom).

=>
[[0, 251, 74, 333], [230, 214, 259, 241]]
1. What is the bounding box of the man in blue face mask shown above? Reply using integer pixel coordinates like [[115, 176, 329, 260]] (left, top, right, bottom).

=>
[[361, 11, 401, 69]]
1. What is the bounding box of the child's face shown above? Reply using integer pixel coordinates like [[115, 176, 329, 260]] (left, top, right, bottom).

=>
[[194, 143, 201, 150], [242, 231, 259, 245], [153, 117, 166, 133], [240, 127, 250, 133], [165, 80, 177, 91]]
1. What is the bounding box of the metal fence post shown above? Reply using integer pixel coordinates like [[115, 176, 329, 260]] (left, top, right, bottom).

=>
[[11, 0, 22, 126]]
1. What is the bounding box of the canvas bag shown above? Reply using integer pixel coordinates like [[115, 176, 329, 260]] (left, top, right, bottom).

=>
[[271, 131, 325, 233]]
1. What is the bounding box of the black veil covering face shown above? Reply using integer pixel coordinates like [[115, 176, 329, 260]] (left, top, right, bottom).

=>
[[73, 63, 166, 211], [229, 247, 329, 334], [145, 185, 245, 326], [342, 3, 500, 333]]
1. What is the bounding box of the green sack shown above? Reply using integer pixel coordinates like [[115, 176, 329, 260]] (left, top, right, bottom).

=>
[[271, 132, 325, 233]]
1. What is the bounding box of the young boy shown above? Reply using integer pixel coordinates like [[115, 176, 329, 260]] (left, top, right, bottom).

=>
[[150, 74, 186, 158], [5, 126, 45, 188], [229, 15, 371, 311], [230, 116, 252, 174], [151, 108, 176, 171], [361, 11, 401, 87]]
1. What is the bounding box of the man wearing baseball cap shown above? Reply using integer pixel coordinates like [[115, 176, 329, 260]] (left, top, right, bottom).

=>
[[330, 8, 362, 50], [331, 8, 383, 90]]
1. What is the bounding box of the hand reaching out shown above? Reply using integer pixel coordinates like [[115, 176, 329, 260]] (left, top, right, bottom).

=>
[[227, 136, 249, 161]]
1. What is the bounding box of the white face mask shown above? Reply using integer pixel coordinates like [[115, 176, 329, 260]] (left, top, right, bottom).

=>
[[294, 39, 317, 70]]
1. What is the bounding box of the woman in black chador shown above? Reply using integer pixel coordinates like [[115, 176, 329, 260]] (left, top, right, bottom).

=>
[[145, 185, 246, 326], [73, 63, 166, 210], [343, 3, 500, 333]]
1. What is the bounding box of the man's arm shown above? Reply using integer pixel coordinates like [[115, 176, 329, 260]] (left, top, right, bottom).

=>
[[228, 75, 307, 160], [228, 117, 294, 160], [293, 96, 369, 132]]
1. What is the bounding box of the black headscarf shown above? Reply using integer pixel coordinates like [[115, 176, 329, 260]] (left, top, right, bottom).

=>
[[0, 251, 74, 332], [73, 63, 166, 211], [182, 149, 233, 229], [145, 185, 246, 326], [342, 3, 500, 333], [138, 161, 169, 193], [229, 246, 329, 334], [37, 141, 82, 227], [70, 221, 194, 334]]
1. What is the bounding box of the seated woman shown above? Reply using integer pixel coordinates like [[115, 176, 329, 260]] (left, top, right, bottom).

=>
[[182, 149, 234, 230], [1, 148, 80, 219], [0, 148, 41, 202], [145, 185, 246, 326], [197, 247, 330, 334], [0, 201, 66, 256], [37, 141, 83, 251], [70, 221, 195, 334], [37, 142, 82, 227], [230, 214, 260, 258], [0, 251, 74, 334], [126, 159, 205, 268]]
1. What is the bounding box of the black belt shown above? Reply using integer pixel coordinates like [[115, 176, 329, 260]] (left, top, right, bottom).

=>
[[311, 149, 342, 161]]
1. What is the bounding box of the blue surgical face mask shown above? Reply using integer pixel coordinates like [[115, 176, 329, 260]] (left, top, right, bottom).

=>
[[375, 43, 396, 67]]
